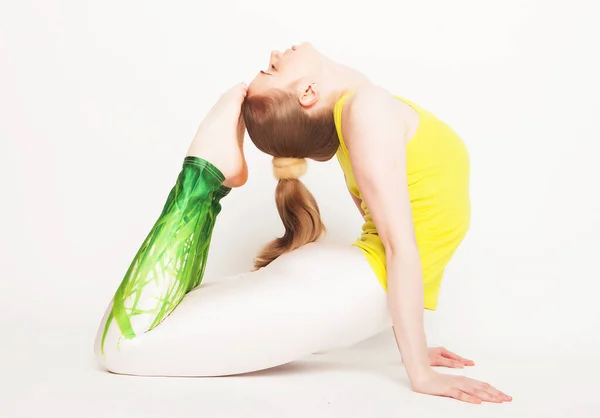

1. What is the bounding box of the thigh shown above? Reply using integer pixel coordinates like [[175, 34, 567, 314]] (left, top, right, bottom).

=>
[[98, 242, 391, 376]]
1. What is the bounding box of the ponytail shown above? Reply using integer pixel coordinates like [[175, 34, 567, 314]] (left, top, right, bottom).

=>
[[242, 90, 339, 269], [253, 159, 326, 269]]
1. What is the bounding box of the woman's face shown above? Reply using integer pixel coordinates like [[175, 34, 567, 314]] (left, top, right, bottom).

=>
[[247, 42, 324, 97]]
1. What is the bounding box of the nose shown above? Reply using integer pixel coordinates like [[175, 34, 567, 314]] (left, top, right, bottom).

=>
[[269, 50, 281, 66]]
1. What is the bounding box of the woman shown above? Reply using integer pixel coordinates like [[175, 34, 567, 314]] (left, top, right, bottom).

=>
[[94, 42, 511, 404]]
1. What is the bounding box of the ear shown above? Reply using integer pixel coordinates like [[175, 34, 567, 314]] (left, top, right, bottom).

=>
[[298, 81, 319, 108]]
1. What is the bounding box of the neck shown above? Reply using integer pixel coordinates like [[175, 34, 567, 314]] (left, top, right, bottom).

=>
[[321, 59, 372, 107]]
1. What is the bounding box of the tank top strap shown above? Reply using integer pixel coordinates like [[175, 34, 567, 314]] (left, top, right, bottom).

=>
[[333, 92, 356, 154]]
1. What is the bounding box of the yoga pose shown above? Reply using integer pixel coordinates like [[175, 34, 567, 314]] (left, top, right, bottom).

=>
[[94, 42, 511, 404]]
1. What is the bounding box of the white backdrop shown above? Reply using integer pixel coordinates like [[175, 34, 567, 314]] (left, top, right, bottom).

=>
[[1, 0, 599, 417]]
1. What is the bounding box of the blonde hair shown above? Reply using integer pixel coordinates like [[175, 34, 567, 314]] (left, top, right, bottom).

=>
[[242, 89, 339, 269], [272, 157, 307, 180]]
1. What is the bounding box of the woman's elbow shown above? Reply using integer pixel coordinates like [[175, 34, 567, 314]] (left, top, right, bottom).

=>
[[384, 237, 419, 260]]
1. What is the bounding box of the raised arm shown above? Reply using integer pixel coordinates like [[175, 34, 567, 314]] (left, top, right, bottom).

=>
[[341, 87, 510, 404]]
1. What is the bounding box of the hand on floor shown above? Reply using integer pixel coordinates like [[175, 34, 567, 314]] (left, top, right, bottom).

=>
[[428, 346, 475, 368], [412, 369, 512, 404]]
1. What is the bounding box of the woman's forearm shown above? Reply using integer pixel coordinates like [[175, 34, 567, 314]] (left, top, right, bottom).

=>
[[386, 250, 431, 383]]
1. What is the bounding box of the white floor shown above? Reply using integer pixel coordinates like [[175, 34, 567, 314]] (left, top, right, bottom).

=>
[[3, 324, 599, 418]]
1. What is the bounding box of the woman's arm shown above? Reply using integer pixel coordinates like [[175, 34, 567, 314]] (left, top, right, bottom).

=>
[[341, 87, 510, 404], [342, 87, 430, 378]]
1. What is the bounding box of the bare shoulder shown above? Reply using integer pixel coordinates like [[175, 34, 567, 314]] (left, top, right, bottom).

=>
[[341, 85, 408, 148], [345, 85, 398, 116], [347, 84, 397, 105]]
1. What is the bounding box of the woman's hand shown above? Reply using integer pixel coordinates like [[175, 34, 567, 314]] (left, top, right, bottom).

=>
[[428, 346, 475, 368], [412, 369, 512, 404], [187, 83, 248, 188]]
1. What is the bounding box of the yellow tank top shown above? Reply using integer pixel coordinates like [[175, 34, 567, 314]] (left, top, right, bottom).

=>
[[334, 93, 471, 310]]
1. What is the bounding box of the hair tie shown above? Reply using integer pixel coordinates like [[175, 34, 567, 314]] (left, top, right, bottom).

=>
[[272, 157, 307, 180]]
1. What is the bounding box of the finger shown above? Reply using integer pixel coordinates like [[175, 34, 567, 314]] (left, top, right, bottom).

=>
[[459, 357, 475, 366], [448, 389, 481, 404], [442, 348, 475, 365], [479, 382, 512, 401], [463, 380, 507, 403], [478, 391, 503, 403], [440, 347, 460, 359], [472, 388, 504, 403], [432, 356, 464, 368]]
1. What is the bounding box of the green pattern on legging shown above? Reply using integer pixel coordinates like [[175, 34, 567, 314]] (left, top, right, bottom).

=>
[[100, 156, 230, 354]]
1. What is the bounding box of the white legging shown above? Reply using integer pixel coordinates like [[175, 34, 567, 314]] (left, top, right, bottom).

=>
[[94, 242, 392, 376], [93, 156, 393, 376]]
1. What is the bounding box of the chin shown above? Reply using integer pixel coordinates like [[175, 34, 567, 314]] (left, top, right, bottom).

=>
[[298, 41, 313, 49]]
